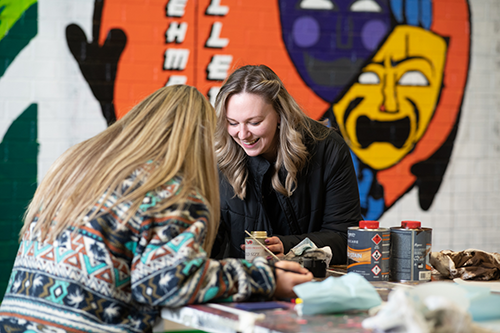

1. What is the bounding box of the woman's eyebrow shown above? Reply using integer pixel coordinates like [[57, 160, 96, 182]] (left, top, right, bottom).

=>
[[226, 116, 262, 122]]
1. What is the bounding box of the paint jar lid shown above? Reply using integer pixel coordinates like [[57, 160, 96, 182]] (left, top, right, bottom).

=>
[[402, 220, 421, 229], [359, 220, 379, 229], [251, 231, 268, 238]]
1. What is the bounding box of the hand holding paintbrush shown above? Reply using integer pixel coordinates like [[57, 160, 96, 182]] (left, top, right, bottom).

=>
[[244, 230, 310, 276], [243, 231, 312, 297], [272, 260, 314, 298]]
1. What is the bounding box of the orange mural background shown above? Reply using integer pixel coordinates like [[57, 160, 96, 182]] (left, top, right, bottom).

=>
[[99, 0, 329, 120]]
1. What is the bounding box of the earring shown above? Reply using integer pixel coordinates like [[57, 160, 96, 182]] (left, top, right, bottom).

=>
[[278, 124, 280, 129]]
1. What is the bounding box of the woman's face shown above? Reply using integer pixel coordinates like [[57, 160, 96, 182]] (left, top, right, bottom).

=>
[[226, 92, 280, 161]]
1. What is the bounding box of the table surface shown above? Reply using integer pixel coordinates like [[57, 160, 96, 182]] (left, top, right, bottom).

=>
[[162, 302, 373, 333], [161, 268, 500, 333]]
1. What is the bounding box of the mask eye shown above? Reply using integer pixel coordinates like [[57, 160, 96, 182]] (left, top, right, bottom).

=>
[[350, 0, 382, 12], [398, 71, 429, 86], [358, 72, 380, 85], [299, 0, 335, 10]]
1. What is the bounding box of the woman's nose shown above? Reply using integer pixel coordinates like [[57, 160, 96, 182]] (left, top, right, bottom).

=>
[[238, 124, 250, 139]]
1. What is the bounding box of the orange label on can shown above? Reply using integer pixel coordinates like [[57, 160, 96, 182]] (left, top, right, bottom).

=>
[[347, 246, 372, 265]]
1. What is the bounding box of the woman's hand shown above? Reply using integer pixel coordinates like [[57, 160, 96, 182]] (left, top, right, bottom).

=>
[[273, 260, 313, 299], [264, 236, 284, 256], [239, 236, 284, 257]]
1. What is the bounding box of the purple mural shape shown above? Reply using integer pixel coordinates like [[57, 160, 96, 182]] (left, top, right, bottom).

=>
[[278, 0, 391, 103]]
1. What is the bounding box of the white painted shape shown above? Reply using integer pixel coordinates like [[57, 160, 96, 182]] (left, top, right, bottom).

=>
[[206, 22, 229, 48], [206, 55, 232, 80], [299, 0, 334, 10], [163, 49, 190, 70], [350, 0, 382, 12], [398, 71, 429, 86], [206, 0, 229, 16], [166, 22, 188, 43], [207, 87, 221, 106], [166, 0, 188, 17], [358, 72, 380, 84]]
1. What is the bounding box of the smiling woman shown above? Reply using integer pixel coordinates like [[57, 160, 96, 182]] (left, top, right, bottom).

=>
[[212, 65, 362, 264], [226, 92, 281, 161]]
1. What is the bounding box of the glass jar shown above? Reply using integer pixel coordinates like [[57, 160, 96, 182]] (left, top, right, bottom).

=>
[[245, 231, 268, 262]]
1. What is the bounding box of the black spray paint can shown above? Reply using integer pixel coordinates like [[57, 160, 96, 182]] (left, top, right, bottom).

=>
[[390, 221, 432, 282], [347, 220, 390, 281]]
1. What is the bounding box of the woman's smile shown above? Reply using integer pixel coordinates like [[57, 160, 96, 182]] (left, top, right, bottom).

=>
[[242, 138, 259, 146]]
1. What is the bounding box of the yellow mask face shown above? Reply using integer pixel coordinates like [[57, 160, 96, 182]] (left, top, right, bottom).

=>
[[333, 25, 447, 170]]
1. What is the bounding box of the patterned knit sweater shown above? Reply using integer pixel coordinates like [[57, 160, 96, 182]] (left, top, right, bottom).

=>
[[0, 171, 275, 332]]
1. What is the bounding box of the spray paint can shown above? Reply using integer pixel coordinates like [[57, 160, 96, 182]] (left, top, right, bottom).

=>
[[245, 231, 268, 262], [390, 221, 432, 282], [347, 221, 390, 281]]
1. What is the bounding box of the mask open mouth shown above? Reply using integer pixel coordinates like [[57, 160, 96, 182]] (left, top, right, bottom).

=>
[[355, 116, 411, 149]]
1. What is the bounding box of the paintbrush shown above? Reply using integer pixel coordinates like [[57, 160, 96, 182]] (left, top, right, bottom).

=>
[[244, 230, 281, 262]]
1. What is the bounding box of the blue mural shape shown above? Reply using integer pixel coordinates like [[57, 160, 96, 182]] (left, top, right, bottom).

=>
[[278, 0, 392, 103]]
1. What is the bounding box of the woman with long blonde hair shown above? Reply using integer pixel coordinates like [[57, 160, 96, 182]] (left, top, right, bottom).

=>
[[213, 65, 362, 263], [0, 85, 311, 333]]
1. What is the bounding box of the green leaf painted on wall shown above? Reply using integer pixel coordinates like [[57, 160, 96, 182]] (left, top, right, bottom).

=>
[[0, 104, 38, 300], [0, 0, 37, 40], [0, 1, 37, 77]]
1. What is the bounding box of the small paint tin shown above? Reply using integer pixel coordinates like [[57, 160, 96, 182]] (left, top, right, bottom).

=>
[[302, 258, 327, 278], [390, 221, 432, 282], [347, 221, 390, 281], [245, 231, 268, 262]]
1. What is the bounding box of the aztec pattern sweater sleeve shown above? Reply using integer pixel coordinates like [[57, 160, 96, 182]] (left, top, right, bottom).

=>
[[132, 179, 277, 308]]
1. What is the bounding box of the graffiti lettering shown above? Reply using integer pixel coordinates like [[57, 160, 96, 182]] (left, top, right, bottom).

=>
[[166, 22, 188, 43], [163, 49, 189, 70], [206, 0, 229, 16], [206, 22, 228, 48], [166, 0, 188, 17], [204, 1, 231, 100], [164, 1, 188, 84], [207, 87, 220, 105], [207, 55, 232, 80]]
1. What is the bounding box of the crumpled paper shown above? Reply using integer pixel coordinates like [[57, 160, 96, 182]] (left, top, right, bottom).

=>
[[362, 282, 499, 333], [293, 272, 382, 316], [430, 249, 500, 280], [283, 237, 332, 266]]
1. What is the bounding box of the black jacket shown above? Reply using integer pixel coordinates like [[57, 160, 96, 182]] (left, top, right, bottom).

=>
[[212, 125, 362, 264]]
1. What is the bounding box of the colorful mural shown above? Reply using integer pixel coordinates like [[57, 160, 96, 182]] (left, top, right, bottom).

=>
[[69, 0, 469, 222], [279, 0, 470, 219]]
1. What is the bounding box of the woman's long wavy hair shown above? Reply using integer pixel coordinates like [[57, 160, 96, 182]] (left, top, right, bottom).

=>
[[23, 85, 220, 252], [215, 65, 330, 199]]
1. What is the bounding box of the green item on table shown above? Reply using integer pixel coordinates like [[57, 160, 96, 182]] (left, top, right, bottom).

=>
[[293, 272, 382, 316]]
